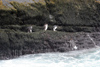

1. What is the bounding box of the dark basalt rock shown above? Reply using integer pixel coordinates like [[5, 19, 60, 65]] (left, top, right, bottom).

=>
[[0, 27, 100, 60], [0, 0, 100, 26]]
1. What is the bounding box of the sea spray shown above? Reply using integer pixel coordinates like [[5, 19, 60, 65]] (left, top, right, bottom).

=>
[[87, 33, 97, 47]]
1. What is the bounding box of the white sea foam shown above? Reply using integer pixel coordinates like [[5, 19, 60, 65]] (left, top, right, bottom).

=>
[[0, 47, 100, 67]]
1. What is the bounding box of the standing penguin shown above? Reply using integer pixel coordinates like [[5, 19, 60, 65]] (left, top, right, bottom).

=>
[[27, 26, 33, 33], [69, 39, 78, 50], [44, 24, 48, 31], [53, 25, 57, 31]]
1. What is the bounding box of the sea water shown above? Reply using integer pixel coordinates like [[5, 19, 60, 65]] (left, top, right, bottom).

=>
[[0, 47, 100, 67]]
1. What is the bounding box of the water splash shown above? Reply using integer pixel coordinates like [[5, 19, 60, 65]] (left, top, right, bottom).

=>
[[87, 33, 97, 47]]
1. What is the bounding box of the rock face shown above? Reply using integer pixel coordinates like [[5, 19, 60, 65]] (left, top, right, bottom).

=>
[[0, 0, 100, 59], [0, 0, 100, 26], [0, 26, 100, 60]]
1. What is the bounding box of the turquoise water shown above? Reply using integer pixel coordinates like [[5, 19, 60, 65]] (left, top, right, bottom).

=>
[[0, 47, 100, 67]]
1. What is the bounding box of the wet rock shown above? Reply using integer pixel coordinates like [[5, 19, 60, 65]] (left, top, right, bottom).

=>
[[0, 29, 100, 59]]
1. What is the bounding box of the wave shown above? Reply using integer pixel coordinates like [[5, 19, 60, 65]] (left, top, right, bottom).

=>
[[0, 47, 100, 67]]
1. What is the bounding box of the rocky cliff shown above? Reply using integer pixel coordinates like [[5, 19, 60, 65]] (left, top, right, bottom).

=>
[[0, 0, 100, 59], [0, 25, 100, 60], [0, 0, 100, 26]]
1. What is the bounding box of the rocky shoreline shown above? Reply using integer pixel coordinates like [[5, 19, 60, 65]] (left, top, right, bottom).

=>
[[0, 26, 100, 60], [0, 0, 100, 60]]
